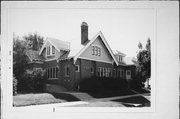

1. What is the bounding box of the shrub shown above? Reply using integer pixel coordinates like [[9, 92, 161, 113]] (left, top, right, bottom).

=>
[[79, 77, 128, 93], [13, 74, 18, 95], [19, 68, 46, 93], [128, 77, 144, 90]]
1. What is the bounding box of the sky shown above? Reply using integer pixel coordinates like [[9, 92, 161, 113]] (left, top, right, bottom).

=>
[[9, 8, 155, 57]]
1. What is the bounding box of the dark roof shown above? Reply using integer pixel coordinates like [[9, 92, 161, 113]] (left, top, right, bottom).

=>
[[26, 50, 45, 62]]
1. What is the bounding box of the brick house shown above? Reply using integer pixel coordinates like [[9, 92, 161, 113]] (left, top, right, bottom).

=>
[[26, 22, 137, 92]]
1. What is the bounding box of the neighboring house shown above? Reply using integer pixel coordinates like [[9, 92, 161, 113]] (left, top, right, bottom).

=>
[[26, 22, 137, 92]]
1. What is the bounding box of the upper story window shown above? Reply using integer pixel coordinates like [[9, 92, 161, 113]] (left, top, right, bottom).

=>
[[46, 45, 55, 56], [52, 46, 55, 55], [46, 46, 51, 56], [92, 45, 101, 56], [118, 56, 123, 62]]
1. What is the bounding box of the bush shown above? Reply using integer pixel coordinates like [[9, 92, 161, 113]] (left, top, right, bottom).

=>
[[79, 77, 128, 93], [13, 74, 18, 95], [18, 68, 46, 93], [128, 77, 144, 90]]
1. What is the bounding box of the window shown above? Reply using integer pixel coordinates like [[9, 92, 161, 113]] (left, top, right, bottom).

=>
[[92, 45, 101, 56], [75, 65, 80, 72], [46, 46, 56, 56], [91, 67, 94, 73], [127, 70, 131, 75], [92, 46, 95, 55], [97, 47, 101, 56], [46, 46, 50, 56], [108, 68, 111, 77], [122, 70, 124, 78], [105, 68, 108, 77], [98, 67, 103, 77], [98, 67, 100, 76], [65, 65, 70, 77], [52, 46, 55, 54], [103, 68, 106, 77], [113, 69, 116, 78], [46, 67, 58, 79]]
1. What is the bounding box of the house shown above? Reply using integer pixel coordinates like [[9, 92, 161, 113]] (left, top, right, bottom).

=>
[[26, 22, 137, 92]]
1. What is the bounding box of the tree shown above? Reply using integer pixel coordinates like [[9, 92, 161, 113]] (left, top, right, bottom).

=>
[[136, 38, 151, 85], [23, 32, 44, 51], [13, 33, 45, 92], [13, 35, 28, 81]]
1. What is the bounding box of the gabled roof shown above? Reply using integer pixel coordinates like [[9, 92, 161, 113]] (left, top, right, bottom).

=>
[[26, 50, 45, 62], [73, 31, 119, 65], [123, 57, 137, 66], [113, 50, 126, 57], [39, 37, 70, 55]]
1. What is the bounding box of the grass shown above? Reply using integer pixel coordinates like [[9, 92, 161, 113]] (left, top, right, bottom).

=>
[[13, 93, 65, 107], [13, 89, 146, 107]]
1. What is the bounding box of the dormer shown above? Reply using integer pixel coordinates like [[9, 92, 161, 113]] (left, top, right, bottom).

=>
[[113, 50, 126, 63], [39, 37, 70, 60], [46, 45, 56, 57]]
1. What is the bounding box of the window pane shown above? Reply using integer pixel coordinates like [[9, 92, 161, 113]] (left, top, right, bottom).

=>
[[52, 46, 55, 54], [75, 65, 79, 72], [53, 68, 55, 78], [92, 46, 95, 55]]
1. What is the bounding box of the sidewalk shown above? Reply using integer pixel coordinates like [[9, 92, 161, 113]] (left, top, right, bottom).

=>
[[13, 92, 150, 111]]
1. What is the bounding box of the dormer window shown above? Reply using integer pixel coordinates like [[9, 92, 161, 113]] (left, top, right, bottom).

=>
[[118, 56, 122, 62], [52, 46, 55, 55], [46, 46, 51, 56], [46, 46, 55, 56], [92, 45, 101, 56]]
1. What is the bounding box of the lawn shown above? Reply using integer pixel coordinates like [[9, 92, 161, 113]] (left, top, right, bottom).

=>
[[13, 89, 145, 107], [13, 93, 65, 107]]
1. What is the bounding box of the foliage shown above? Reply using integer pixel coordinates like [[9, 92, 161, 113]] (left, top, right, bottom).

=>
[[23, 32, 44, 51], [13, 74, 18, 95], [79, 77, 128, 93], [13, 33, 45, 93], [20, 69, 46, 92], [13, 36, 28, 81], [136, 38, 151, 84]]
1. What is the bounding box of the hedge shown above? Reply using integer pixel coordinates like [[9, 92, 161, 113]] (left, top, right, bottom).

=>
[[79, 77, 128, 93]]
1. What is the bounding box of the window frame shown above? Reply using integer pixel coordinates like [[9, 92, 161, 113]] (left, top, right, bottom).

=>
[[126, 70, 131, 76], [65, 65, 70, 77], [75, 65, 80, 72], [91, 66, 94, 73], [52, 46, 55, 55], [46, 67, 58, 79], [91, 45, 101, 56]]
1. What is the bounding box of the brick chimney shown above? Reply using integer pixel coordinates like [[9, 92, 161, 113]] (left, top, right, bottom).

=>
[[81, 22, 89, 45]]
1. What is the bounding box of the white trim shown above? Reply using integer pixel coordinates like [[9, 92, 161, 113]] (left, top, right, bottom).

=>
[[39, 38, 60, 55], [74, 31, 119, 65], [78, 56, 113, 64], [75, 65, 80, 72], [45, 58, 58, 62]]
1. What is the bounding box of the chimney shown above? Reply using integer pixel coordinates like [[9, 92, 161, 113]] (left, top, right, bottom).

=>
[[81, 22, 89, 45]]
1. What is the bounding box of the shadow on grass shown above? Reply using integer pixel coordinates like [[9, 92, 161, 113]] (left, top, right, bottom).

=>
[[111, 96, 150, 107], [87, 90, 136, 99], [50, 93, 80, 102], [132, 88, 150, 94]]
